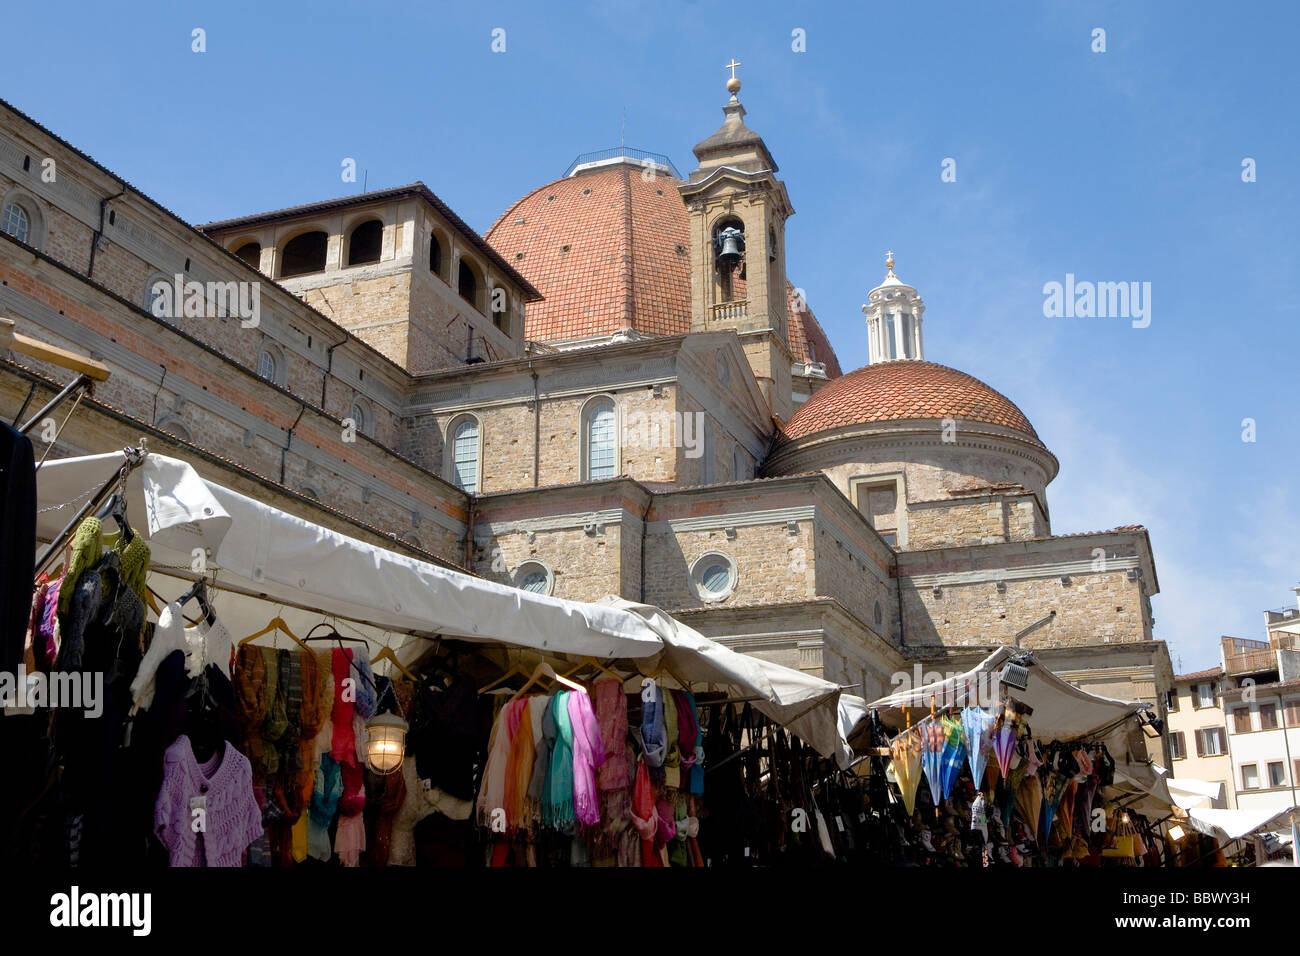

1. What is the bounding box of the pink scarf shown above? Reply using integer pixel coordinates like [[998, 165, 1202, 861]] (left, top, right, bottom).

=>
[[594, 679, 628, 791], [568, 690, 606, 826]]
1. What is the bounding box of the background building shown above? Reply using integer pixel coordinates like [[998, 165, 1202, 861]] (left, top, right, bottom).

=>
[[1166, 666, 1231, 807]]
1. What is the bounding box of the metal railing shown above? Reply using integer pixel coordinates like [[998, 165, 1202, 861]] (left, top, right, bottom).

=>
[[563, 147, 682, 180]]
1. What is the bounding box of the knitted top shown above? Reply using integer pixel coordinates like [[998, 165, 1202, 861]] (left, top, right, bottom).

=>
[[155, 736, 263, 867]]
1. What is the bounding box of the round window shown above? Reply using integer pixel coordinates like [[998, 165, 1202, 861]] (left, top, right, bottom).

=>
[[690, 551, 737, 603], [515, 561, 553, 596]]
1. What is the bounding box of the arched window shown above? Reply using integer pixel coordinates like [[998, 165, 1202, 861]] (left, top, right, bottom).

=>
[[280, 230, 328, 277], [458, 258, 480, 310], [347, 219, 383, 266], [2, 202, 30, 243], [429, 233, 444, 279], [349, 399, 372, 437], [515, 560, 554, 596], [447, 415, 481, 493], [256, 344, 282, 384], [233, 241, 261, 268], [145, 273, 174, 323], [582, 397, 617, 481], [158, 417, 192, 442]]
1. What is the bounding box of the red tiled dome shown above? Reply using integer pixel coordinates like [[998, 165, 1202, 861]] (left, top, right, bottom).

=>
[[486, 162, 840, 373], [780, 360, 1041, 444]]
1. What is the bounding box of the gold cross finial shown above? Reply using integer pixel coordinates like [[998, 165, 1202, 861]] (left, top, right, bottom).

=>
[[725, 58, 742, 98], [885, 251, 896, 275]]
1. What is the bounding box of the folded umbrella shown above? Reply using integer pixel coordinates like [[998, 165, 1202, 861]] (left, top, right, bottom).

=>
[[961, 706, 994, 791], [889, 726, 923, 816], [1015, 773, 1043, 844], [992, 700, 1019, 779], [919, 716, 945, 812], [939, 714, 966, 800]]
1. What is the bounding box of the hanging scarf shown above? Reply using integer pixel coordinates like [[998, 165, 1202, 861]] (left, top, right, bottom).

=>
[[684, 691, 705, 794], [352, 653, 377, 720], [594, 679, 628, 792], [568, 690, 606, 826], [503, 697, 536, 830], [477, 697, 518, 827], [527, 696, 556, 806], [546, 691, 575, 829], [640, 680, 666, 768], [629, 756, 659, 867], [335, 760, 367, 866], [330, 648, 357, 765], [260, 647, 288, 776], [307, 755, 343, 861]]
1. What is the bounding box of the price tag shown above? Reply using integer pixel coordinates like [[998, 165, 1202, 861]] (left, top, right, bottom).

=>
[[835, 815, 845, 832], [190, 795, 207, 811]]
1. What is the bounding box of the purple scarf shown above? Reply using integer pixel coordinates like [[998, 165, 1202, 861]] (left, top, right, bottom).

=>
[[567, 691, 607, 826]]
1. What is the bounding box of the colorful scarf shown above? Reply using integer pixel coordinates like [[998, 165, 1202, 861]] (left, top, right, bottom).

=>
[[568, 690, 606, 826], [503, 697, 536, 830], [307, 755, 343, 861], [684, 691, 705, 794], [527, 696, 556, 805], [330, 648, 357, 765], [639, 680, 666, 768], [594, 679, 628, 791], [546, 691, 575, 829], [629, 756, 659, 867], [477, 696, 518, 827]]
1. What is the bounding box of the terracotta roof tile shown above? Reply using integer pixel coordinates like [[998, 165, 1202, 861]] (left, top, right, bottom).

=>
[[780, 360, 1041, 444], [486, 165, 842, 371]]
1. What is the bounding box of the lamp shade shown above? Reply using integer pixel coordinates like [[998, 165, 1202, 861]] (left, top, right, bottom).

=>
[[365, 712, 409, 774]]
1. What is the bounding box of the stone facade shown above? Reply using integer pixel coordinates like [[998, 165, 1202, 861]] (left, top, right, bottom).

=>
[[0, 91, 1173, 731]]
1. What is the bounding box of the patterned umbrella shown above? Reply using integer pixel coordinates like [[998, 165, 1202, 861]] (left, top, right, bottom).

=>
[[919, 716, 945, 812], [961, 706, 995, 791], [889, 726, 923, 816], [992, 699, 1019, 779], [1040, 771, 1066, 846], [939, 715, 967, 800]]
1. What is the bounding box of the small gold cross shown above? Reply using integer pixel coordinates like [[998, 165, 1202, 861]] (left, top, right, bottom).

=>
[[725, 58, 741, 80]]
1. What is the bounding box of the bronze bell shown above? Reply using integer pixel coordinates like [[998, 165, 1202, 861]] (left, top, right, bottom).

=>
[[714, 226, 745, 270]]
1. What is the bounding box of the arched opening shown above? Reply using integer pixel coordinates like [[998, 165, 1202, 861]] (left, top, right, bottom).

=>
[[582, 397, 618, 481], [280, 230, 328, 277], [458, 258, 481, 310], [447, 415, 481, 493], [347, 219, 383, 266], [233, 241, 261, 268], [2, 201, 31, 244], [490, 285, 510, 333], [712, 218, 745, 303], [429, 233, 445, 279]]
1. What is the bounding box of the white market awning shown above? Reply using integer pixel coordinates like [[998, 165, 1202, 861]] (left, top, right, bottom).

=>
[[857, 646, 1148, 741], [1186, 806, 1300, 843], [36, 451, 855, 763]]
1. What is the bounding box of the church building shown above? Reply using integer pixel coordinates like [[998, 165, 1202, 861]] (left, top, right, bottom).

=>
[[0, 70, 1173, 763]]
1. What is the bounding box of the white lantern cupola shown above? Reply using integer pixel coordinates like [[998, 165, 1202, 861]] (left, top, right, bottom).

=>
[[862, 252, 925, 363]]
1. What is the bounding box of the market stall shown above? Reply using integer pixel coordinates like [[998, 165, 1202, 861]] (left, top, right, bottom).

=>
[[4, 446, 863, 869], [841, 648, 1174, 866]]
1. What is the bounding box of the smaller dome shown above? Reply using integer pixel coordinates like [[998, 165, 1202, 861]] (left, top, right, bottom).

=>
[[781, 360, 1041, 444]]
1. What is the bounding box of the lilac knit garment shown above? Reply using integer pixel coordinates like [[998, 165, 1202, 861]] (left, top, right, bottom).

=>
[[155, 736, 263, 867]]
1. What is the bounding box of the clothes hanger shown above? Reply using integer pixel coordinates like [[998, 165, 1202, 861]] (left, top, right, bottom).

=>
[[240, 614, 310, 651], [94, 491, 134, 543], [178, 578, 217, 627], [371, 644, 416, 681], [508, 661, 586, 704], [560, 656, 624, 685], [479, 650, 527, 693]]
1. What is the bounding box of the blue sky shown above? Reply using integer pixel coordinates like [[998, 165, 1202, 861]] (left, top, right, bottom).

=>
[[7, 1, 1297, 670]]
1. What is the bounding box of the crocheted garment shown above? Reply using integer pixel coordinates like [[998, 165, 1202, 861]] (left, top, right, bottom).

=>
[[154, 736, 262, 866], [594, 679, 628, 792]]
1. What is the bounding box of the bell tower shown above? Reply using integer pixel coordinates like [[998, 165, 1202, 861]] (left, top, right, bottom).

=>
[[679, 61, 795, 421]]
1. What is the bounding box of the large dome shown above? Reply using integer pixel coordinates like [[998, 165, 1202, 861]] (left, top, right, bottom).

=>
[[780, 360, 1041, 444], [486, 158, 841, 374]]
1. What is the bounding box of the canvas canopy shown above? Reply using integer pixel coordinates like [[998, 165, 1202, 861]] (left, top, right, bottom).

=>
[[853, 646, 1149, 742], [1185, 805, 1300, 843], [36, 450, 855, 763]]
